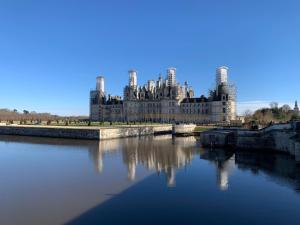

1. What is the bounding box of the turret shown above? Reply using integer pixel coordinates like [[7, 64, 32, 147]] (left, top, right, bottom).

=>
[[216, 66, 228, 87], [183, 81, 188, 98], [96, 76, 105, 94], [167, 67, 176, 87], [147, 80, 155, 92], [188, 86, 194, 98], [128, 69, 137, 88], [294, 101, 299, 113], [156, 75, 163, 88]]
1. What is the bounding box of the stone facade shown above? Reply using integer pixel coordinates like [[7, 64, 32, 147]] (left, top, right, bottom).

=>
[[90, 67, 237, 124]]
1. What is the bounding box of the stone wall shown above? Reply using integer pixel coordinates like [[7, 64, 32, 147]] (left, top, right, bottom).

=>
[[99, 125, 172, 140], [0, 125, 172, 140], [200, 131, 232, 147], [172, 124, 196, 135], [200, 124, 300, 163]]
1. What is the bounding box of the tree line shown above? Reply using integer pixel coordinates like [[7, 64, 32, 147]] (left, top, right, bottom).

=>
[[0, 108, 87, 124], [244, 102, 300, 127]]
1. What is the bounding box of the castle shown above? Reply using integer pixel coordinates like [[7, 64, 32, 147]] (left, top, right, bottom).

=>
[[90, 66, 237, 124]]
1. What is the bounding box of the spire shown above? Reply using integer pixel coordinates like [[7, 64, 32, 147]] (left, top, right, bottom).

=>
[[294, 100, 299, 112]]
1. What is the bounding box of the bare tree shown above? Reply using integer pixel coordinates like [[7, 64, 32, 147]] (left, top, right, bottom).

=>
[[270, 102, 278, 109], [281, 104, 291, 112], [243, 109, 253, 117]]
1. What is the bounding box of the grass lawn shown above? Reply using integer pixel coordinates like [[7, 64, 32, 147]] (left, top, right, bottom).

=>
[[194, 126, 214, 132]]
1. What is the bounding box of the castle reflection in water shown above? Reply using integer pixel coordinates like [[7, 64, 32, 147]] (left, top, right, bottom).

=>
[[200, 147, 300, 192], [88, 135, 198, 187], [1, 135, 299, 191], [88, 135, 300, 191], [89, 135, 300, 191]]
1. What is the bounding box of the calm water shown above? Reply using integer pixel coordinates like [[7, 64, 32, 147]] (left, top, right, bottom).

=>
[[1, 135, 300, 225]]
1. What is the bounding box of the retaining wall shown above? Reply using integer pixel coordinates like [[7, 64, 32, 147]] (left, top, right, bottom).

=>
[[0, 125, 172, 140], [172, 124, 196, 135], [200, 125, 300, 163]]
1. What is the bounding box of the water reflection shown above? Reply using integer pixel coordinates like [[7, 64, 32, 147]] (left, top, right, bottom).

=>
[[88, 135, 300, 191], [235, 150, 300, 192], [200, 148, 300, 192], [88, 135, 198, 187], [2, 135, 300, 225], [1, 135, 300, 191], [200, 149, 235, 191]]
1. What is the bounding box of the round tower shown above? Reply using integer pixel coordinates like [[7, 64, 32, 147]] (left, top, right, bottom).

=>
[[216, 66, 228, 87], [128, 69, 137, 88], [96, 76, 104, 94], [167, 67, 176, 87]]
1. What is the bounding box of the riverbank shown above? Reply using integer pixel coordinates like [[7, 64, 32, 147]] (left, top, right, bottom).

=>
[[200, 121, 300, 163]]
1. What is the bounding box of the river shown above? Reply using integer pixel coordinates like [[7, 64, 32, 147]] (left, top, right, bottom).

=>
[[1, 135, 300, 225]]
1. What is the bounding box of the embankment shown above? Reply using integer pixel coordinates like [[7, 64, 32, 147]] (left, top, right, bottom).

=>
[[0, 125, 172, 140]]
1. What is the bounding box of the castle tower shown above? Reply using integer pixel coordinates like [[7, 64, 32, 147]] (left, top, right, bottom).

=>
[[147, 80, 155, 92], [96, 76, 105, 95], [182, 81, 188, 98], [216, 66, 228, 87], [156, 74, 163, 88], [188, 86, 194, 98], [128, 69, 137, 89], [167, 67, 176, 87]]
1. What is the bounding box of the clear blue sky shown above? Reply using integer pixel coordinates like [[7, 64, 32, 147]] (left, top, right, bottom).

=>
[[0, 0, 299, 115]]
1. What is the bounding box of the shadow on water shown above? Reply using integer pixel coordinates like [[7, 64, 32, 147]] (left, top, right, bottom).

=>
[[64, 148, 300, 225], [65, 142, 300, 225]]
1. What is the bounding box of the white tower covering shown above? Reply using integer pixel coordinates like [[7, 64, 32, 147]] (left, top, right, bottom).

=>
[[96, 76, 105, 93], [129, 70, 137, 88], [167, 67, 176, 87], [147, 80, 155, 91], [216, 66, 228, 86]]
